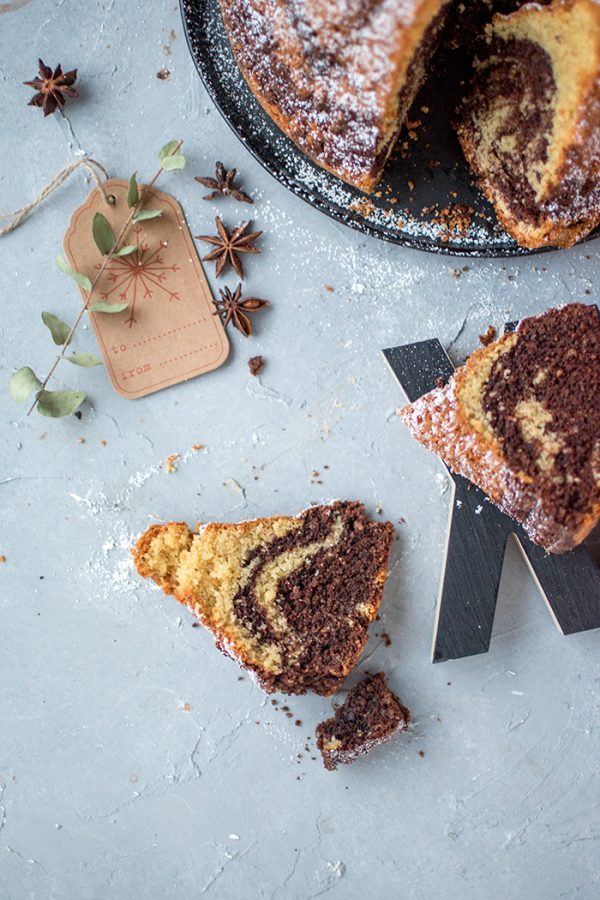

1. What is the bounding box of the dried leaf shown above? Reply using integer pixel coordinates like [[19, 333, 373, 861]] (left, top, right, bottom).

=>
[[9, 367, 41, 403], [56, 254, 92, 292], [37, 389, 86, 418], [66, 352, 102, 367], [92, 212, 116, 256], [88, 301, 129, 314], [127, 171, 139, 208], [41, 311, 72, 345]]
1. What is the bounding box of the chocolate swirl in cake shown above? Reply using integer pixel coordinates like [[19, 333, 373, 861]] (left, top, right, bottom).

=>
[[456, 0, 600, 249], [482, 305, 600, 531], [132, 502, 394, 695]]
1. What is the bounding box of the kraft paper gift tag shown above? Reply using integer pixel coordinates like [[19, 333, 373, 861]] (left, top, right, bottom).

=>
[[64, 178, 229, 399]]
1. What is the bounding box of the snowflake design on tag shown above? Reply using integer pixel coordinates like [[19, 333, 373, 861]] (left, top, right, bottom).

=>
[[96, 226, 181, 327]]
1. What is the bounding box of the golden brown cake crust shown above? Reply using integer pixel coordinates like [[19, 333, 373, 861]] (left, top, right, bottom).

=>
[[219, 0, 450, 191], [399, 304, 600, 553]]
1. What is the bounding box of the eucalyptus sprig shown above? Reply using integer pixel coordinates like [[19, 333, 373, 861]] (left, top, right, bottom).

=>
[[9, 140, 186, 418]]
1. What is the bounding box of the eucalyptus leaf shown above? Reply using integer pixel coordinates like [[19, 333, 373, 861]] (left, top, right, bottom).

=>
[[37, 389, 86, 418], [127, 171, 139, 208], [88, 301, 129, 314], [9, 367, 41, 403], [159, 140, 185, 171], [56, 255, 92, 292], [132, 209, 162, 223], [66, 352, 103, 367], [159, 140, 179, 161], [92, 212, 116, 256], [42, 311, 72, 346], [114, 244, 138, 257], [161, 153, 185, 172]]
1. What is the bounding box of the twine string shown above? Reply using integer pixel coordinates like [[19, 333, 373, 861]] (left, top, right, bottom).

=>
[[0, 157, 111, 236]]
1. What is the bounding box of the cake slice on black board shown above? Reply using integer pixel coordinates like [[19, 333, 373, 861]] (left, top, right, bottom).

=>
[[133, 502, 394, 695], [399, 304, 600, 554], [316, 673, 411, 770], [456, 0, 600, 249]]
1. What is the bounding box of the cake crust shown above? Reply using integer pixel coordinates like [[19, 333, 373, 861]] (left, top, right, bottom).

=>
[[399, 304, 600, 553], [219, 0, 450, 192], [133, 502, 394, 695]]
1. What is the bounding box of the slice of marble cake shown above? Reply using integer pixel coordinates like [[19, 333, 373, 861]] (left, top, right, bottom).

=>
[[133, 501, 394, 695], [399, 304, 600, 554]]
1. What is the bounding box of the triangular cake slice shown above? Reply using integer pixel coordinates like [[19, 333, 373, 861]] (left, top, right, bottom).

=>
[[316, 673, 410, 770], [456, 0, 600, 248], [399, 304, 600, 553], [219, 0, 451, 191], [133, 501, 394, 695]]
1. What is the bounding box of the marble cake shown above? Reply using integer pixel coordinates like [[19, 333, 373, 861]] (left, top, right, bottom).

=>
[[399, 304, 600, 553], [316, 672, 411, 770], [456, 0, 600, 249], [218, 0, 451, 192], [133, 501, 394, 695]]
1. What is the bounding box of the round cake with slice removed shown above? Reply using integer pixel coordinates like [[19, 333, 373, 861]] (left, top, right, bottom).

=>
[[399, 303, 600, 554], [133, 501, 394, 695], [455, 0, 600, 249], [218, 0, 452, 192]]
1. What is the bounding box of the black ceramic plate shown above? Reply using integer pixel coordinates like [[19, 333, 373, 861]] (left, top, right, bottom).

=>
[[180, 0, 598, 257]]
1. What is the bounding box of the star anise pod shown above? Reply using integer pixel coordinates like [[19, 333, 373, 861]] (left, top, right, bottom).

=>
[[195, 162, 253, 203], [197, 216, 262, 278], [213, 284, 269, 337], [24, 59, 78, 116]]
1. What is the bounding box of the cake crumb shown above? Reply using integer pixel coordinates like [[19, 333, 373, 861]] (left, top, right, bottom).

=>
[[164, 453, 179, 473], [418, 750, 425, 758], [0, 555, 6, 563], [157, 68, 171, 80], [191, 443, 205, 451], [76, 437, 85, 444], [324, 285, 334, 293], [100, 439, 107, 446], [435, 376, 446, 388], [248, 355, 264, 377], [479, 325, 496, 346]]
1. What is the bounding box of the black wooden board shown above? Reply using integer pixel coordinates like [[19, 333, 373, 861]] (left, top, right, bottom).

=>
[[180, 0, 599, 258], [382, 338, 600, 662]]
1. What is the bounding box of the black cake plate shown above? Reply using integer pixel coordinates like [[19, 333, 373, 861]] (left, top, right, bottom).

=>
[[181, 0, 599, 258]]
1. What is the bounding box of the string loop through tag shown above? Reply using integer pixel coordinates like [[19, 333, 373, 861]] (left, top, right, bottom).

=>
[[0, 157, 111, 236]]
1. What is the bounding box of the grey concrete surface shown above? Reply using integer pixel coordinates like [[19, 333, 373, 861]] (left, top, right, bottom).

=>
[[1, 2, 599, 898]]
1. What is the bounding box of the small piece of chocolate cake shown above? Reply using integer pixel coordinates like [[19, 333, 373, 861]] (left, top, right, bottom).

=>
[[316, 673, 411, 770], [133, 502, 394, 695], [399, 303, 600, 553], [456, 0, 600, 249]]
